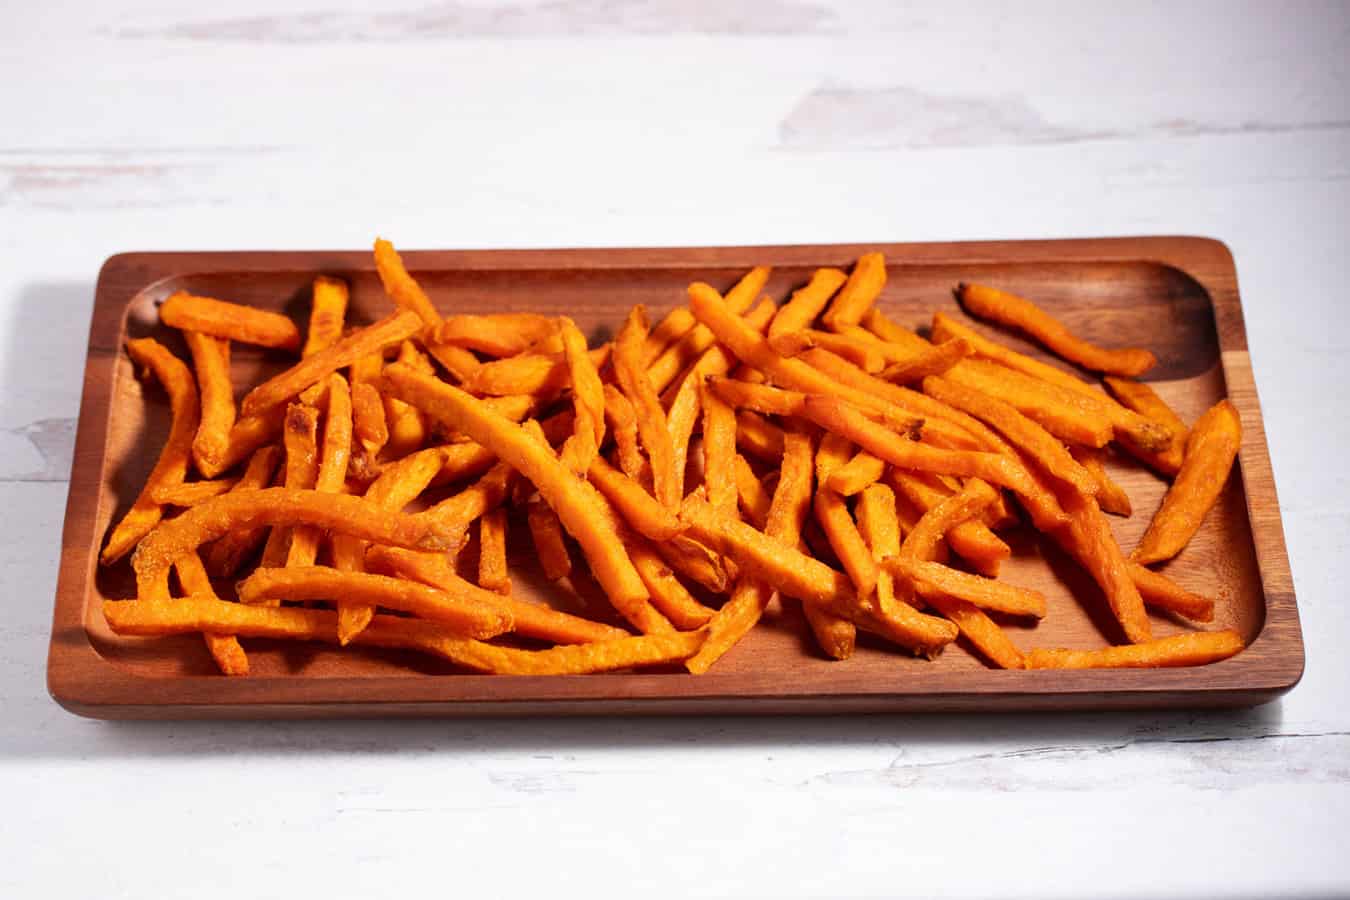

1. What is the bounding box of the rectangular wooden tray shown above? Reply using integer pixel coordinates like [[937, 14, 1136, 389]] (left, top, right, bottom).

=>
[[48, 237, 1303, 718]]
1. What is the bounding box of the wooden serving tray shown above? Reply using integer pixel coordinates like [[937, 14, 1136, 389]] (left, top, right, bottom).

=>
[[48, 238, 1303, 718]]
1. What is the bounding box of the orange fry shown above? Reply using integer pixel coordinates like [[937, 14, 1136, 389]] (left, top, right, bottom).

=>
[[769, 329, 888, 373], [174, 551, 249, 676], [432, 313, 556, 357], [1059, 488, 1152, 644], [888, 557, 1047, 618], [372, 238, 480, 380], [808, 433, 864, 658], [942, 358, 1114, 448], [160, 291, 301, 352], [1070, 445, 1132, 517], [732, 454, 772, 529], [241, 310, 422, 417], [879, 338, 973, 385], [958, 282, 1156, 376], [303, 276, 349, 357], [350, 380, 389, 478], [1104, 376, 1189, 476], [654, 535, 733, 595], [603, 383, 645, 480], [886, 470, 1010, 576], [206, 406, 286, 478], [700, 379, 739, 517], [183, 331, 235, 475], [557, 316, 606, 476], [1026, 630, 1244, 669], [423, 458, 517, 546], [822, 251, 886, 331], [768, 267, 848, 339], [101, 338, 200, 565], [1127, 562, 1216, 623], [476, 508, 511, 595], [152, 478, 239, 507], [526, 499, 573, 581], [860, 308, 933, 354], [614, 306, 679, 508], [201, 445, 283, 576], [736, 410, 786, 463], [1133, 400, 1242, 565], [287, 374, 352, 569], [898, 478, 1000, 563], [625, 534, 715, 630], [825, 449, 886, 497], [645, 266, 771, 386], [587, 456, 686, 541]]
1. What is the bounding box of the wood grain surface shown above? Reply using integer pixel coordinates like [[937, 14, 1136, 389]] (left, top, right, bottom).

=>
[[46, 236, 1302, 717]]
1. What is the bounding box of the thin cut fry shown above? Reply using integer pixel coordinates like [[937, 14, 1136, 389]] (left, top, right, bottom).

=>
[[926, 593, 1026, 669], [463, 346, 610, 397], [958, 282, 1157, 376], [383, 363, 662, 633], [942, 358, 1114, 448], [769, 330, 888, 373], [476, 508, 511, 595], [735, 410, 785, 462], [887, 470, 1010, 575], [526, 499, 572, 581], [614, 306, 679, 508], [1071, 445, 1132, 516], [558, 316, 606, 475], [423, 458, 517, 546], [432, 313, 556, 357], [160, 291, 301, 351], [861, 308, 934, 354], [808, 433, 863, 658], [366, 545, 624, 644], [1059, 488, 1152, 643], [350, 380, 389, 477], [587, 456, 686, 541], [822, 252, 886, 331], [174, 551, 249, 676], [372, 238, 480, 380], [625, 533, 715, 629], [104, 596, 704, 675], [1133, 400, 1242, 565], [201, 445, 282, 576], [603, 384, 645, 480], [206, 406, 286, 478], [898, 479, 1000, 563], [183, 331, 235, 475], [700, 379, 739, 517], [1127, 562, 1216, 622], [825, 449, 886, 496], [101, 338, 201, 565], [888, 557, 1047, 618], [1103, 376, 1189, 476], [732, 454, 772, 528], [286, 374, 352, 569], [303, 276, 349, 357], [654, 535, 733, 594], [769, 267, 848, 339], [923, 375, 1098, 498], [239, 566, 511, 637], [152, 478, 239, 507], [879, 338, 972, 385], [645, 267, 771, 387], [1026, 630, 1244, 669], [241, 310, 422, 416]]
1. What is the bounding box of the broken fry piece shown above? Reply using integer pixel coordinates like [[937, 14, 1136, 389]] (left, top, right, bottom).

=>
[[1070, 445, 1132, 517], [526, 499, 573, 581], [768, 267, 848, 339], [303, 276, 349, 357], [477, 508, 511, 595], [822, 251, 886, 331]]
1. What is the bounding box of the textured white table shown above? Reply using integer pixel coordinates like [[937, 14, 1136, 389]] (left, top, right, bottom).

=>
[[4, 2, 1349, 897]]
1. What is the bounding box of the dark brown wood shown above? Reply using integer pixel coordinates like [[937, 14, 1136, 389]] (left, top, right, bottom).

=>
[[47, 237, 1303, 718]]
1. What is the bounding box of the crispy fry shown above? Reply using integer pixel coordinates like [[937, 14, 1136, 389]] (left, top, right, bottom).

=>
[[808, 434, 863, 658], [822, 251, 886, 331], [603, 384, 644, 480], [238, 566, 511, 637], [371, 238, 480, 381], [587, 456, 686, 541], [303, 276, 349, 357], [1133, 400, 1242, 565], [160, 291, 301, 352], [101, 338, 201, 565], [174, 551, 249, 676], [1103, 376, 1189, 476], [1059, 488, 1152, 643], [927, 594, 1026, 668], [654, 535, 733, 594], [625, 533, 715, 629], [350, 380, 389, 476], [476, 508, 511, 594], [558, 316, 606, 475], [886, 470, 1010, 575], [383, 364, 662, 632], [958, 282, 1157, 376], [366, 545, 624, 644], [645, 266, 771, 385], [898, 479, 1000, 563], [769, 330, 888, 373], [768, 267, 848, 339], [879, 338, 972, 385], [152, 478, 239, 507], [201, 446, 282, 576], [1071, 445, 1132, 516], [432, 313, 556, 357], [613, 306, 679, 508], [241, 310, 422, 416], [104, 596, 702, 674], [732, 454, 772, 529], [735, 410, 786, 462], [1127, 562, 1216, 623], [855, 483, 960, 656], [700, 379, 739, 517], [286, 374, 352, 570], [423, 458, 517, 547], [1026, 630, 1244, 669], [923, 375, 1098, 498], [182, 331, 235, 475], [888, 557, 1047, 618], [462, 346, 610, 397], [205, 406, 285, 478], [942, 358, 1114, 448], [860, 308, 933, 354], [526, 498, 572, 581], [825, 449, 886, 496]]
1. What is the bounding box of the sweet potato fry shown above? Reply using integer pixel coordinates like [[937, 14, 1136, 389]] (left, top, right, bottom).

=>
[[860, 308, 933, 355], [432, 313, 556, 357], [922, 375, 1098, 499], [768, 267, 848, 339], [1103, 376, 1189, 476], [423, 458, 517, 548], [476, 508, 511, 595], [241, 310, 422, 417], [654, 535, 733, 594], [700, 379, 739, 517], [286, 374, 352, 569], [350, 380, 389, 477], [876, 337, 972, 385], [1026, 630, 1244, 669], [1070, 445, 1132, 516], [174, 551, 249, 676], [822, 251, 886, 331], [645, 266, 771, 380], [366, 545, 624, 644], [732, 454, 772, 528], [1127, 562, 1215, 622], [526, 498, 573, 581], [556, 317, 606, 475], [383, 363, 661, 632], [807, 434, 863, 658], [1133, 400, 1242, 565], [625, 533, 715, 629], [958, 282, 1156, 376], [1059, 488, 1152, 643], [769, 329, 888, 373], [303, 276, 349, 357], [886, 470, 1010, 575], [104, 596, 703, 674], [825, 449, 886, 496], [613, 306, 679, 508], [888, 557, 1047, 618], [372, 238, 480, 381], [152, 478, 239, 507], [664, 298, 776, 496], [239, 566, 511, 637], [201, 446, 282, 576], [205, 406, 286, 478], [602, 383, 644, 480], [160, 291, 302, 352], [587, 456, 686, 541], [735, 410, 786, 462], [182, 331, 235, 475], [898, 478, 1000, 563], [101, 338, 201, 565], [942, 358, 1114, 448], [927, 594, 1026, 668]]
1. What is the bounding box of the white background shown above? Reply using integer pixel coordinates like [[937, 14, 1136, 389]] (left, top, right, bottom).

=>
[[4, 2, 1349, 897]]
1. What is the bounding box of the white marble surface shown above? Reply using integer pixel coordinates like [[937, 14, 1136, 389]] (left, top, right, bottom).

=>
[[4, 2, 1350, 896]]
